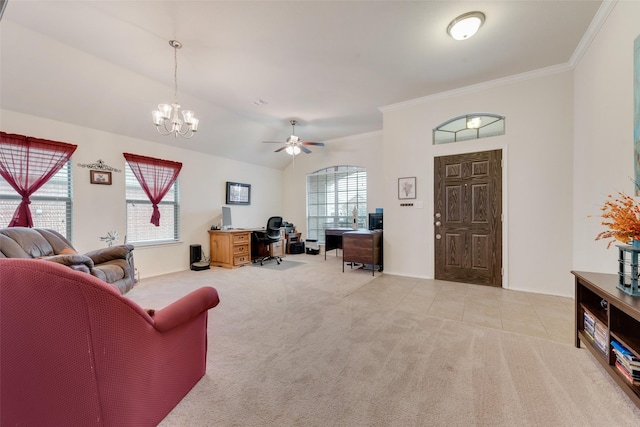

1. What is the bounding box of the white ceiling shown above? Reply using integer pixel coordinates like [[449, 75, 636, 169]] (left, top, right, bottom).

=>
[[0, 1, 604, 170]]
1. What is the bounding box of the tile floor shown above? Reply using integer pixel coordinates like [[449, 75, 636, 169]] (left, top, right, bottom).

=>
[[346, 272, 575, 345]]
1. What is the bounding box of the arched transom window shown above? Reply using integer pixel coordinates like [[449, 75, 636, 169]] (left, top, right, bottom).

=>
[[433, 113, 505, 145]]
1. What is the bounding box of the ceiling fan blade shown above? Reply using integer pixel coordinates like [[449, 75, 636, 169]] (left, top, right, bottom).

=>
[[262, 140, 283, 144], [300, 145, 312, 154], [302, 141, 325, 146], [274, 146, 287, 153]]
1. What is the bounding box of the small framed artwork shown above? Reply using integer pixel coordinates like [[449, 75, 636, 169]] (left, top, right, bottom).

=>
[[90, 170, 112, 185], [226, 181, 251, 205], [398, 177, 416, 199]]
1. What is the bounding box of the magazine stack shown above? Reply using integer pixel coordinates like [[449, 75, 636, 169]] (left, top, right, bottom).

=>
[[611, 340, 640, 385]]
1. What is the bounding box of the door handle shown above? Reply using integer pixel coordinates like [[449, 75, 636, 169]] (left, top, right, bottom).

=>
[[435, 221, 441, 227], [436, 234, 442, 239]]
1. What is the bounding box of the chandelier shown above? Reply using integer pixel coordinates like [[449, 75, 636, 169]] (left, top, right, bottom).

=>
[[152, 40, 199, 138]]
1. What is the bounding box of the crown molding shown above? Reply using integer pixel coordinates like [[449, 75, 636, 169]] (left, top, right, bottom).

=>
[[570, 0, 617, 67]]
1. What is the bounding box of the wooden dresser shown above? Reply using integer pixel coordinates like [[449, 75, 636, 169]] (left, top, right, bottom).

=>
[[208, 229, 251, 268]]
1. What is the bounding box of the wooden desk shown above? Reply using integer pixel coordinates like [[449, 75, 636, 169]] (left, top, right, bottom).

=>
[[208, 229, 251, 268], [324, 228, 354, 259], [343, 230, 383, 276]]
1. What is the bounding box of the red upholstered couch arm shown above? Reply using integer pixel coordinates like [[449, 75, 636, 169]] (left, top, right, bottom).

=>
[[152, 286, 220, 332]]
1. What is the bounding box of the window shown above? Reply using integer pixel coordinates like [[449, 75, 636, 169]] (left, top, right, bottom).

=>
[[125, 164, 180, 244], [307, 165, 367, 244], [433, 113, 505, 144], [0, 160, 73, 238]]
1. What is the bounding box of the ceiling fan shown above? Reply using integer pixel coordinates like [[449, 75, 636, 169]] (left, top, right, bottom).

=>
[[263, 120, 325, 155]]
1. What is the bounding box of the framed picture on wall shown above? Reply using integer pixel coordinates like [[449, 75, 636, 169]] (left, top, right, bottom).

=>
[[398, 177, 416, 199], [226, 181, 251, 205], [90, 170, 112, 185]]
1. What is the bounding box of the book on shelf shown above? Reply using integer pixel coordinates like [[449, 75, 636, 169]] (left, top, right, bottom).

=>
[[583, 310, 596, 339], [615, 361, 640, 386], [611, 340, 640, 364], [593, 322, 609, 355], [584, 310, 595, 326], [611, 340, 640, 380], [613, 352, 640, 379]]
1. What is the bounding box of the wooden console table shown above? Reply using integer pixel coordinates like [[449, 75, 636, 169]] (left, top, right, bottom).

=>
[[572, 270, 640, 408], [208, 229, 251, 268], [343, 230, 383, 276]]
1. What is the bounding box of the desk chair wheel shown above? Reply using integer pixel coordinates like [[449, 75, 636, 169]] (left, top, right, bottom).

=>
[[259, 255, 281, 266]]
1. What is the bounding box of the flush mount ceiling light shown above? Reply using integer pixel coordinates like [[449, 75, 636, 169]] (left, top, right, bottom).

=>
[[152, 40, 199, 139], [447, 11, 485, 40]]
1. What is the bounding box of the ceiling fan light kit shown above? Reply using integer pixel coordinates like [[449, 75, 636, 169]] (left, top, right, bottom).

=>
[[285, 145, 301, 156], [152, 40, 199, 139], [447, 11, 485, 40]]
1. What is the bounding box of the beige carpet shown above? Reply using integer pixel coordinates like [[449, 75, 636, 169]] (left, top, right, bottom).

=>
[[126, 255, 640, 426]]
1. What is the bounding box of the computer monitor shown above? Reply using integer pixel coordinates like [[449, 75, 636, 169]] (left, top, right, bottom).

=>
[[222, 206, 232, 230], [368, 213, 383, 230]]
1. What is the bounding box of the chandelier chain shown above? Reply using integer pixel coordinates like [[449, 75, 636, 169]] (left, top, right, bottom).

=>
[[173, 45, 178, 103]]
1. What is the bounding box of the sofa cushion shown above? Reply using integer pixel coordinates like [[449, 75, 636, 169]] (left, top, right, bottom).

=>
[[0, 228, 53, 258], [91, 260, 127, 283], [36, 228, 77, 255], [0, 234, 31, 258]]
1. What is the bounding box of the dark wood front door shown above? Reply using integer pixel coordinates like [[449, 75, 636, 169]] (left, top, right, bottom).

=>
[[434, 149, 502, 286]]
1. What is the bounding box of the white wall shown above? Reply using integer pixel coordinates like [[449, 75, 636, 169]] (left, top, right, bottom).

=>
[[1, 109, 282, 279], [281, 131, 384, 240], [285, 1, 638, 298], [4, 2, 637, 297], [573, 1, 640, 274], [380, 70, 575, 296]]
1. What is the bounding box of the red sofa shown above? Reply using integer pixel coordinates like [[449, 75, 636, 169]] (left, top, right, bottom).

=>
[[0, 258, 220, 426]]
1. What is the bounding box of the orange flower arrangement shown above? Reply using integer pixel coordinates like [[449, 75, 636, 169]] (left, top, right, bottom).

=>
[[595, 192, 640, 248]]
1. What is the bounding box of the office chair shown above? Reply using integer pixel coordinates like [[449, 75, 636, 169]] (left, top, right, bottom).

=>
[[252, 216, 283, 266]]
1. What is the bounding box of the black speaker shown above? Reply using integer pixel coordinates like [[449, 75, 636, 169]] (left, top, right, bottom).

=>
[[190, 244, 210, 271], [190, 244, 202, 264]]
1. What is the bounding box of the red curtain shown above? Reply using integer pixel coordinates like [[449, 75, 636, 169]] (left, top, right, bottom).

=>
[[0, 132, 77, 227], [123, 153, 182, 226]]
